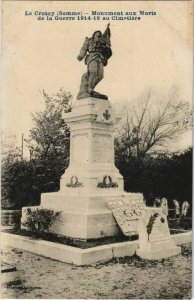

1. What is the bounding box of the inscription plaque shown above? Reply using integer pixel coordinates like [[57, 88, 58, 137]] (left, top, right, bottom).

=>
[[107, 195, 146, 236], [93, 134, 111, 163], [72, 134, 89, 163]]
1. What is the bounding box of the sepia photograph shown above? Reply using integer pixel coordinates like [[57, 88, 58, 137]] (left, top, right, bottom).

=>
[[1, 0, 193, 299]]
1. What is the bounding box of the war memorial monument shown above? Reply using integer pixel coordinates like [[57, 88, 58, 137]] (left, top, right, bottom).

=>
[[21, 24, 181, 261]]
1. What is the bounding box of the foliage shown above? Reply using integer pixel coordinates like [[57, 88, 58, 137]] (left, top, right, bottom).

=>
[[1, 150, 41, 209], [1, 89, 72, 209], [1, 130, 17, 160], [25, 89, 72, 192], [26, 89, 72, 161], [115, 88, 192, 159], [116, 147, 192, 208], [179, 217, 192, 230], [66, 176, 84, 188], [146, 212, 159, 241], [2, 86, 192, 214], [22, 208, 61, 235], [97, 176, 118, 188], [12, 212, 22, 230]]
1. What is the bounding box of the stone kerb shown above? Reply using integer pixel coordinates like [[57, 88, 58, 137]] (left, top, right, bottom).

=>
[[1, 231, 191, 266]]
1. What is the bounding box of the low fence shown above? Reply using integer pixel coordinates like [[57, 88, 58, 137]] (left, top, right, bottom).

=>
[[1, 210, 22, 227]]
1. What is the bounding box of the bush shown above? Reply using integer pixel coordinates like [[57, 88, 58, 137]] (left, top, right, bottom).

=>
[[22, 208, 61, 235], [1, 157, 41, 209], [1, 156, 66, 210]]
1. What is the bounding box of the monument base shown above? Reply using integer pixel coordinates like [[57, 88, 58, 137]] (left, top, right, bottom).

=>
[[136, 240, 181, 260], [43, 190, 121, 239], [21, 190, 145, 239], [21, 98, 144, 240], [21, 207, 120, 240]]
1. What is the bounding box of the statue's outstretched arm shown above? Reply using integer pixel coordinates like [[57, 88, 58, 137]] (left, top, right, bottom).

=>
[[77, 37, 89, 61]]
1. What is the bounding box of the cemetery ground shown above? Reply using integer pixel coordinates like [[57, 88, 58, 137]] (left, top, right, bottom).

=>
[[1, 242, 192, 299]]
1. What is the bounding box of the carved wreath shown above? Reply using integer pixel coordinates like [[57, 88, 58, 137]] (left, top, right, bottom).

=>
[[97, 175, 118, 188], [66, 176, 84, 188], [146, 212, 165, 241]]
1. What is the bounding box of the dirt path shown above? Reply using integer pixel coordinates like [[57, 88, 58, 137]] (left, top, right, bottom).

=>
[[1, 243, 191, 299]]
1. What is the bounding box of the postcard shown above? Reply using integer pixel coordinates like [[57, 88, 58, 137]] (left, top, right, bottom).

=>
[[1, 1, 193, 299]]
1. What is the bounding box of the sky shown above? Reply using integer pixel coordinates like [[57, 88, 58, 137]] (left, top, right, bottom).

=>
[[2, 1, 193, 153]]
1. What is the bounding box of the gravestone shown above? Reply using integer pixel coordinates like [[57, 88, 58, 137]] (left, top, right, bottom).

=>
[[136, 208, 181, 260]]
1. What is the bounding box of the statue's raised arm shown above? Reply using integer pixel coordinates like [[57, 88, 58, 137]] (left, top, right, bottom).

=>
[[77, 24, 112, 100]]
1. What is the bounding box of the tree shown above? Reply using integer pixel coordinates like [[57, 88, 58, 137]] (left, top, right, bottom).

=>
[[1, 88, 73, 209], [1, 130, 17, 160], [26, 88, 72, 161], [1, 146, 41, 209], [116, 147, 192, 208], [1, 151, 40, 209], [115, 88, 192, 160], [25, 88, 72, 192]]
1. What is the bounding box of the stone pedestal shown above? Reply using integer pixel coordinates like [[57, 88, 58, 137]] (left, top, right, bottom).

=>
[[60, 98, 124, 192], [22, 98, 127, 239], [136, 208, 181, 260]]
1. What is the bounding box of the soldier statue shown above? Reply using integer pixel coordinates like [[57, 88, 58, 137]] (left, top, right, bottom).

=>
[[77, 24, 112, 100]]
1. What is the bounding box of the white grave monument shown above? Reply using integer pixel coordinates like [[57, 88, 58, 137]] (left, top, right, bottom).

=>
[[40, 98, 124, 238], [21, 25, 146, 239], [21, 98, 145, 239], [136, 208, 181, 260]]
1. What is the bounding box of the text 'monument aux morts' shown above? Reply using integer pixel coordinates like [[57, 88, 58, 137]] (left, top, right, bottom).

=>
[[25, 10, 157, 21]]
